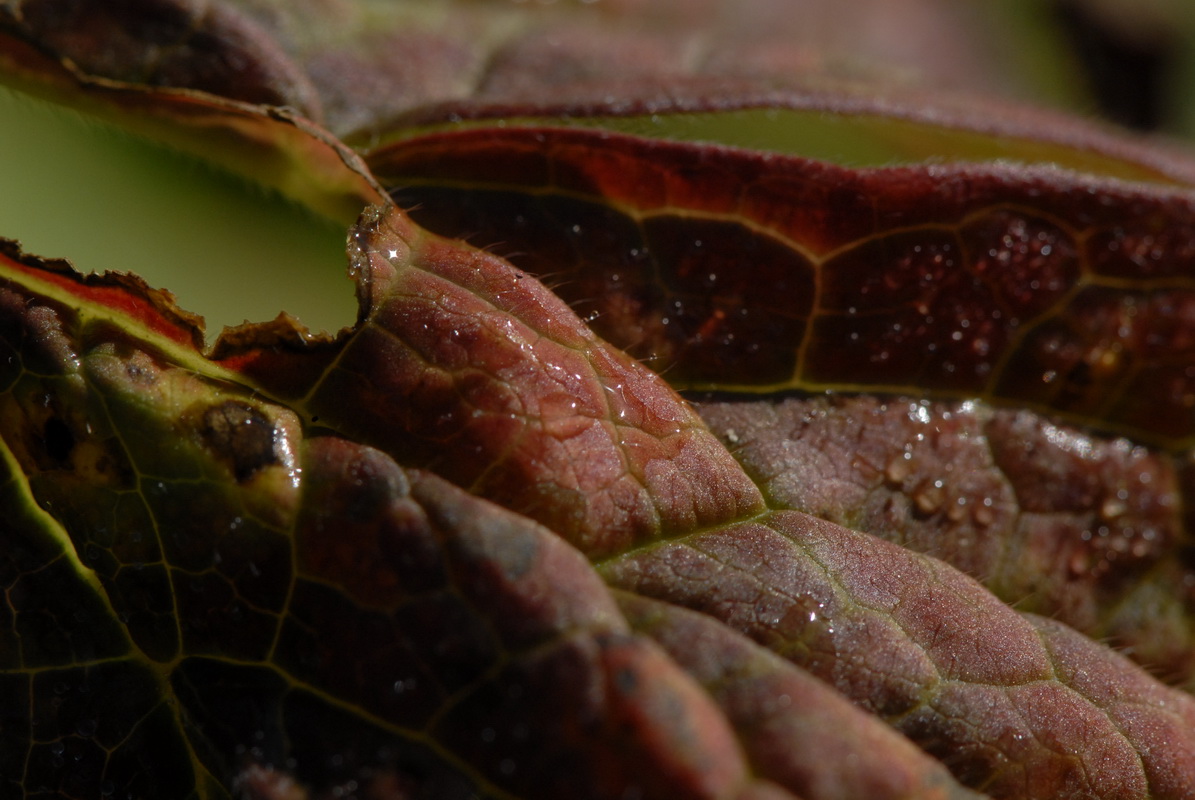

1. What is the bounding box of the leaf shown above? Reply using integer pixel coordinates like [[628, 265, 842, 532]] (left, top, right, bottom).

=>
[[697, 394, 1195, 689], [8, 3, 1195, 800], [368, 121, 1195, 448], [315, 203, 1195, 797], [617, 592, 984, 800], [0, 240, 768, 800], [362, 102, 1195, 689], [602, 509, 1195, 798], [227, 205, 766, 558], [1, 226, 986, 800], [1, 0, 322, 117], [1, 0, 1107, 141], [10, 180, 1195, 796]]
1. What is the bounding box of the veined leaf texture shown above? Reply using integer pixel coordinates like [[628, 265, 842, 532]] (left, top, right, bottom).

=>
[[4, 1, 1195, 798]]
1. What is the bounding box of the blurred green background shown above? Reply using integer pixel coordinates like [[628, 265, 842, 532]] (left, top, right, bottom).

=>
[[989, 0, 1195, 137]]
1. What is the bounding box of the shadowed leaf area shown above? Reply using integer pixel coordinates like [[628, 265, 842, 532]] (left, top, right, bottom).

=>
[[8, 1, 1195, 800]]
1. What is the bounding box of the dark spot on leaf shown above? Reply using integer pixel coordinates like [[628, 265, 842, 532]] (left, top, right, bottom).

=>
[[614, 667, 638, 695], [42, 417, 75, 463], [200, 401, 279, 482]]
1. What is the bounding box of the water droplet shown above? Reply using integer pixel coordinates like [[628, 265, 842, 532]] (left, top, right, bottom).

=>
[[1100, 497, 1127, 520], [908, 403, 931, 425]]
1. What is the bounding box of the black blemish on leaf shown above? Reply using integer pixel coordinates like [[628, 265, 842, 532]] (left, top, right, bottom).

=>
[[42, 417, 76, 463], [200, 401, 279, 482]]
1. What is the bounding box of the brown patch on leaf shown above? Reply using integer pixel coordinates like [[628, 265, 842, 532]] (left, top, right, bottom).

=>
[[197, 400, 280, 482]]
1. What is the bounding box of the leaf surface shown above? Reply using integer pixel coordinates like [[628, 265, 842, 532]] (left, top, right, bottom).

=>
[[7, 3, 1195, 800], [0, 240, 778, 800], [361, 108, 1195, 697], [218, 203, 1195, 798], [697, 394, 1195, 689], [369, 124, 1195, 449], [1, 0, 1123, 144]]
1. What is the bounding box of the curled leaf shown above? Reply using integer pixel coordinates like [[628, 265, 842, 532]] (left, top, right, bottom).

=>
[[228, 205, 766, 557], [370, 120, 1195, 449]]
